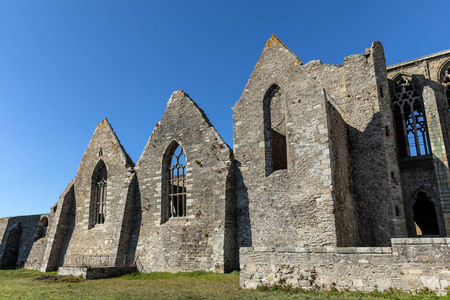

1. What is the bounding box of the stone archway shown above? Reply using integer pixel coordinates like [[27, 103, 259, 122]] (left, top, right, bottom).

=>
[[412, 191, 439, 236]]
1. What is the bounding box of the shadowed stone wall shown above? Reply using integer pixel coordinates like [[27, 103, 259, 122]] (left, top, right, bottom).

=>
[[0, 215, 41, 267]]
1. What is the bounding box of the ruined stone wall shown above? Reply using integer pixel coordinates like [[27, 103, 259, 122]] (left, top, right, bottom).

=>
[[0, 215, 41, 267], [240, 238, 450, 295], [298, 42, 405, 245], [233, 35, 339, 248], [303, 61, 345, 110], [62, 119, 136, 264], [135, 91, 236, 273], [24, 213, 52, 270], [340, 43, 403, 246]]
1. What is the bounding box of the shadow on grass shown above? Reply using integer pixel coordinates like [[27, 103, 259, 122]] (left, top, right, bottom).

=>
[[119, 270, 240, 282], [34, 274, 85, 283]]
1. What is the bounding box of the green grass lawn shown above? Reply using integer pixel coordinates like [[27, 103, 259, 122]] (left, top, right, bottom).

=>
[[0, 268, 446, 299]]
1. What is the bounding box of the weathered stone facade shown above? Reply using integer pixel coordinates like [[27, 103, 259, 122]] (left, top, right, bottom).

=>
[[236, 36, 450, 294], [1, 35, 450, 293], [134, 91, 237, 273]]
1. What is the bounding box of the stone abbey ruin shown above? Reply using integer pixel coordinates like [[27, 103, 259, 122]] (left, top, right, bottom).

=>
[[1, 35, 450, 293]]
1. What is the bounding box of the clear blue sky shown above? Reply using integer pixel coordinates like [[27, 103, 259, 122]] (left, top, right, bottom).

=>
[[0, 0, 448, 218]]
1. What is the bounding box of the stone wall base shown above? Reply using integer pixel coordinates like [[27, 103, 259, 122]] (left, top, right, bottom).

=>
[[240, 238, 450, 295], [58, 266, 137, 279]]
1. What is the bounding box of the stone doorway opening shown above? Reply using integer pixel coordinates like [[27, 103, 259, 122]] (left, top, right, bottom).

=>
[[413, 192, 439, 236]]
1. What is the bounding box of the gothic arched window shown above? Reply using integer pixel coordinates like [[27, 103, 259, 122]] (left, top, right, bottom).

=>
[[439, 61, 450, 111], [162, 143, 187, 222], [263, 85, 287, 175], [90, 160, 107, 227], [391, 75, 431, 157]]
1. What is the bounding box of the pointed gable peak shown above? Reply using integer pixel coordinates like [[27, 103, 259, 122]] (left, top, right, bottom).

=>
[[168, 90, 190, 105], [99, 117, 109, 126], [265, 34, 283, 48], [262, 34, 303, 65], [90, 118, 135, 168], [165, 90, 213, 127], [95, 118, 112, 132]]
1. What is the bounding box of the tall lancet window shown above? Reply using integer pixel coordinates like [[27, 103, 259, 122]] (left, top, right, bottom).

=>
[[91, 160, 107, 227], [391, 75, 431, 157], [263, 85, 287, 176], [439, 62, 450, 110], [163, 143, 187, 222]]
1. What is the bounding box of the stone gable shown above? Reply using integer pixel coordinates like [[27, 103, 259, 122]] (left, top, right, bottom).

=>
[[135, 91, 237, 272]]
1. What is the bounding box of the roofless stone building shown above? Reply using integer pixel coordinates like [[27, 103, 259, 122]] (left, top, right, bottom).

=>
[[1, 35, 450, 293]]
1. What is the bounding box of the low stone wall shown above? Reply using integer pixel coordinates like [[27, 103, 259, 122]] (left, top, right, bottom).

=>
[[240, 238, 450, 295], [58, 266, 137, 279]]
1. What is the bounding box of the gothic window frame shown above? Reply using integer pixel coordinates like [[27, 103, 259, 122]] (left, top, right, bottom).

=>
[[89, 159, 107, 228], [263, 84, 288, 176], [391, 74, 431, 158], [438, 59, 450, 111], [161, 141, 187, 224]]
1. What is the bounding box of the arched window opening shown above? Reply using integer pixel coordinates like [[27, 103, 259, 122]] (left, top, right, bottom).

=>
[[439, 63, 450, 111], [34, 217, 48, 241], [413, 192, 439, 236], [263, 85, 287, 175], [91, 160, 107, 227], [391, 75, 431, 157], [164, 144, 187, 222]]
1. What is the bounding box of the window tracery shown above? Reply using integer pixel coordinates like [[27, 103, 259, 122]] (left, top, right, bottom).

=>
[[391, 75, 431, 157], [164, 144, 187, 221], [91, 160, 107, 227]]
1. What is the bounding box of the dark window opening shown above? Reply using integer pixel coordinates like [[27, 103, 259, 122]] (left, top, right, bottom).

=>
[[413, 192, 439, 236], [165, 144, 187, 221], [264, 85, 288, 175], [391, 75, 431, 157], [271, 129, 287, 171]]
